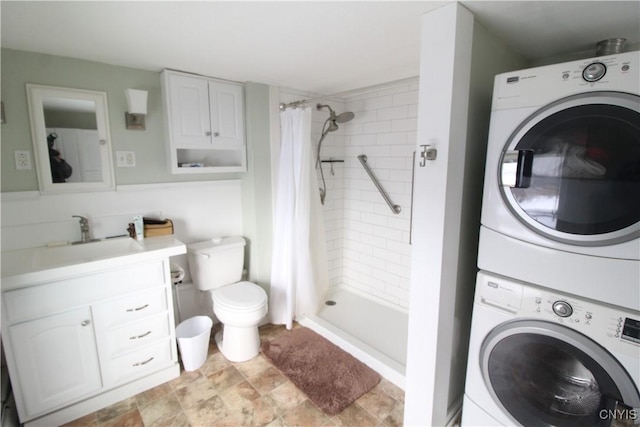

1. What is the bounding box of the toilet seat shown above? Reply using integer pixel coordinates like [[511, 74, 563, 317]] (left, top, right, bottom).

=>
[[212, 281, 267, 312]]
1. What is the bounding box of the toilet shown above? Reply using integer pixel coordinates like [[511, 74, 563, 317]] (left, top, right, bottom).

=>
[[187, 236, 268, 362]]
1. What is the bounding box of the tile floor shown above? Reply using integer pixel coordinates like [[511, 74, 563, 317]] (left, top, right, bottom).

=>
[[64, 323, 404, 427]]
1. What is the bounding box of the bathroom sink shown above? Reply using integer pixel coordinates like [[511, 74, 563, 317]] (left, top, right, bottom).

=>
[[31, 238, 144, 269], [1, 235, 186, 290]]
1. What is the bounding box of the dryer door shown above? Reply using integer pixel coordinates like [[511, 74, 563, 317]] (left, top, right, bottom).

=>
[[480, 319, 640, 427], [499, 91, 640, 246]]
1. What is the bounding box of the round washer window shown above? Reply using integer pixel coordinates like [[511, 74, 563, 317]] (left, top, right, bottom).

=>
[[480, 320, 640, 427]]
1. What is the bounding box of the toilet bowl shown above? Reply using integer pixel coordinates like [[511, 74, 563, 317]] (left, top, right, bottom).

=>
[[187, 237, 268, 362], [212, 281, 267, 361]]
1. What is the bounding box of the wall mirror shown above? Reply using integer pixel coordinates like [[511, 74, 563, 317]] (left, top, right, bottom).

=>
[[27, 84, 115, 194]]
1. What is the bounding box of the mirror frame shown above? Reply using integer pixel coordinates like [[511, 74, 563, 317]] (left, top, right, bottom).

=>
[[26, 84, 115, 194]]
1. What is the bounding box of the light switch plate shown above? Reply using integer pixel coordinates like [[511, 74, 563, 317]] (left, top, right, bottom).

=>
[[14, 150, 32, 170], [116, 151, 136, 167]]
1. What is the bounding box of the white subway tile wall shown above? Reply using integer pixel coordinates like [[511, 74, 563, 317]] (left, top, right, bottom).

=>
[[281, 79, 418, 309]]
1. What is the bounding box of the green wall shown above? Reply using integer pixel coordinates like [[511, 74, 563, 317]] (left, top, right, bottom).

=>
[[0, 48, 244, 191], [242, 83, 274, 289], [1, 47, 274, 287]]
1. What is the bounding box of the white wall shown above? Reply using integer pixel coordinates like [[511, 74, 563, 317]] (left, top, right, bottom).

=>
[[338, 81, 418, 308], [404, 3, 527, 426], [1, 180, 244, 277]]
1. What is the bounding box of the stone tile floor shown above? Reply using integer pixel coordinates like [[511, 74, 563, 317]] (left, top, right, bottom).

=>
[[64, 323, 404, 427]]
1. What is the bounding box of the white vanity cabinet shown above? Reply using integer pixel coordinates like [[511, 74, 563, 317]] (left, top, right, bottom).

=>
[[162, 69, 246, 173], [8, 307, 102, 417], [1, 256, 181, 427]]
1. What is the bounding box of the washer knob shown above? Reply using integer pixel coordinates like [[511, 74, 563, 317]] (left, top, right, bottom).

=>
[[582, 62, 607, 82], [553, 301, 573, 317]]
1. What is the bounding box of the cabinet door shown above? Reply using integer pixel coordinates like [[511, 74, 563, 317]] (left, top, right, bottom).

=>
[[168, 74, 212, 147], [9, 307, 101, 417], [208, 81, 245, 147]]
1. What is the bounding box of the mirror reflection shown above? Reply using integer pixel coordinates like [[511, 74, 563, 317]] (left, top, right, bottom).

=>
[[27, 85, 115, 194], [43, 97, 102, 183]]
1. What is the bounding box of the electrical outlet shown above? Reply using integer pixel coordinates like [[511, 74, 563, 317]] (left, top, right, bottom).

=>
[[14, 150, 32, 170], [116, 150, 136, 167]]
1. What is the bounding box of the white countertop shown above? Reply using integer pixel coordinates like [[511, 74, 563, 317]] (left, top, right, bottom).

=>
[[1, 235, 186, 290]]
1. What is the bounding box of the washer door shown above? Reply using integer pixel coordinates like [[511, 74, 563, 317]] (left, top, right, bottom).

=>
[[480, 320, 640, 427], [499, 91, 640, 246]]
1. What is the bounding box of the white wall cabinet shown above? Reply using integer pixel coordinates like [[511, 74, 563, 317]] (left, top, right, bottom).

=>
[[1, 259, 180, 426], [162, 70, 246, 173]]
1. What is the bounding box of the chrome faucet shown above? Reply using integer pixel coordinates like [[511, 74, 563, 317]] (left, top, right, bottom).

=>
[[72, 215, 92, 244]]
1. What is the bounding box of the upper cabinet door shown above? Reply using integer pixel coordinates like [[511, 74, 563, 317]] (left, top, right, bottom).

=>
[[162, 70, 247, 173], [208, 80, 245, 147], [167, 74, 212, 147]]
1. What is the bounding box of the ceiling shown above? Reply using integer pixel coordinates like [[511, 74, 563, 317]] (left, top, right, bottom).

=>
[[2, 1, 639, 96]]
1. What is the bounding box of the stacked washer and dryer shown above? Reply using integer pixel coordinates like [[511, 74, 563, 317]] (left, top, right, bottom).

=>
[[462, 50, 640, 426]]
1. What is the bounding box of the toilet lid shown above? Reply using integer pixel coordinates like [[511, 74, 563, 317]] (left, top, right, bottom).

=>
[[212, 281, 267, 311]]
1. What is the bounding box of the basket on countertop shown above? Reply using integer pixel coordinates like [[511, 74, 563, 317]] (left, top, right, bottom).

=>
[[143, 218, 174, 237]]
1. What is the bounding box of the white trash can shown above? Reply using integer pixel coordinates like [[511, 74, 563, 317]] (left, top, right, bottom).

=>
[[175, 316, 213, 371]]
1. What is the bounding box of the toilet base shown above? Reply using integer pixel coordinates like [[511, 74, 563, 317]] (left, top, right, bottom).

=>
[[214, 324, 261, 362]]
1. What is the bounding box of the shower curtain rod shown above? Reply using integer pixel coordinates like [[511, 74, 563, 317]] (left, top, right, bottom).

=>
[[279, 99, 310, 110], [279, 95, 333, 111]]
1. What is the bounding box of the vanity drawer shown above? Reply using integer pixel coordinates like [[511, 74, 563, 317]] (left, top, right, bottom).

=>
[[96, 287, 168, 328], [3, 260, 167, 324], [103, 339, 174, 386], [106, 314, 171, 356]]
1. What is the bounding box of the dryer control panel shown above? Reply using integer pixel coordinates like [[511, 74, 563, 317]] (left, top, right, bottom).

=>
[[475, 271, 640, 357], [492, 50, 639, 110]]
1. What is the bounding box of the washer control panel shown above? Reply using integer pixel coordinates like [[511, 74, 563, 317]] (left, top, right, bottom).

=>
[[475, 272, 640, 357]]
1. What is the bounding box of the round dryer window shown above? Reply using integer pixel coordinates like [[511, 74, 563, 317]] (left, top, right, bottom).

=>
[[499, 91, 640, 246]]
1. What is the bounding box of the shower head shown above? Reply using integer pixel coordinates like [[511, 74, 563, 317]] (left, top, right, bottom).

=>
[[317, 104, 355, 125], [335, 111, 355, 123], [315, 104, 355, 206]]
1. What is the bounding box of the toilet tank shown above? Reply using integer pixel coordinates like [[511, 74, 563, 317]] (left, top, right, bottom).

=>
[[187, 236, 246, 291]]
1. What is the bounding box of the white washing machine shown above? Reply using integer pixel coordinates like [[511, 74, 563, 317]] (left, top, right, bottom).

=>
[[462, 271, 640, 426], [478, 51, 640, 311]]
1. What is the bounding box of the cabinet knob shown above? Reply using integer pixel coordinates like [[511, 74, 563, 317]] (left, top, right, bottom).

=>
[[81, 320, 91, 326], [213, 132, 220, 137], [205, 131, 212, 136]]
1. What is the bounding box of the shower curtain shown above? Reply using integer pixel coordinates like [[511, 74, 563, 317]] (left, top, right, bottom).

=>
[[270, 107, 328, 329]]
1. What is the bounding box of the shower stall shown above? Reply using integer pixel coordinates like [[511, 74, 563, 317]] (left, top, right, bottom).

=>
[[277, 79, 418, 388]]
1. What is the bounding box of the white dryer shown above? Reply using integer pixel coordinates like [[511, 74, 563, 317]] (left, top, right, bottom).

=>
[[462, 271, 640, 426], [478, 51, 640, 310]]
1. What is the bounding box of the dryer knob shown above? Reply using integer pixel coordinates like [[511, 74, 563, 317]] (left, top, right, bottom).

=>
[[582, 62, 607, 82], [553, 301, 573, 317]]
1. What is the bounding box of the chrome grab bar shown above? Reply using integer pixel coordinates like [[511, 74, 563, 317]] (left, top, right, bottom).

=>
[[357, 154, 401, 215]]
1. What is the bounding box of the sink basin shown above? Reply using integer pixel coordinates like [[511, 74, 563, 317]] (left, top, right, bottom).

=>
[[31, 238, 144, 269], [1, 235, 186, 289]]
